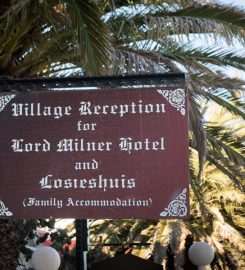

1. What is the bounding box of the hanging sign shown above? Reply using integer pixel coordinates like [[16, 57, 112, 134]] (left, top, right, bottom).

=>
[[0, 87, 188, 219]]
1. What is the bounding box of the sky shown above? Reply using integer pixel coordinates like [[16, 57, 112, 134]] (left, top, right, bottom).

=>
[[217, 0, 245, 8]]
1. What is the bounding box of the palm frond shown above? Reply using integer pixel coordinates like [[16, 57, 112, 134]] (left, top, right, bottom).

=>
[[187, 78, 207, 175], [190, 181, 208, 216], [152, 241, 167, 264], [160, 45, 245, 71], [191, 73, 245, 91], [207, 156, 244, 191], [210, 207, 245, 251], [112, 46, 180, 74], [65, 0, 112, 75], [111, 15, 245, 45], [172, 4, 245, 28], [0, 0, 112, 76], [107, 3, 245, 46], [206, 125, 245, 163], [206, 92, 245, 120]]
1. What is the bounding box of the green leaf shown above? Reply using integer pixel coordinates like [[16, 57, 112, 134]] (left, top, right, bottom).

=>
[[206, 92, 245, 120]]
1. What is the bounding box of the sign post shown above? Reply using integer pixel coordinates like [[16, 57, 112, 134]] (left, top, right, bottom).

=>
[[75, 219, 88, 270], [0, 74, 187, 270]]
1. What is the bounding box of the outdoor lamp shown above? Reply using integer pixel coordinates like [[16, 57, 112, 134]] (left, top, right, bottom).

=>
[[188, 241, 214, 270], [31, 246, 61, 270]]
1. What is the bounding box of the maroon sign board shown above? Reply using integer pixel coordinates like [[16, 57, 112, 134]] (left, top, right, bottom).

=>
[[0, 87, 188, 219]]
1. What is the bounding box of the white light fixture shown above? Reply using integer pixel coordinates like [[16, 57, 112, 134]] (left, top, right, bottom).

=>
[[31, 246, 61, 270], [188, 241, 214, 270]]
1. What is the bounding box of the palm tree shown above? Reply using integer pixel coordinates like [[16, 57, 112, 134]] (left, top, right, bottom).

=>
[[0, 0, 244, 269], [0, 1, 111, 268], [88, 103, 244, 269], [87, 1, 245, 269], [0, 0, 111, 77]]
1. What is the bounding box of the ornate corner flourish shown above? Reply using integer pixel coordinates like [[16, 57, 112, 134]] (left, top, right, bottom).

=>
[[0, 200, 13, 217], [0, 94, 15, 113], [160, 188, 187, 217], [157, 89, 185, 116]]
